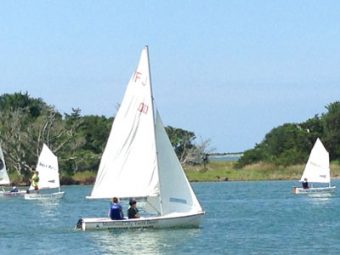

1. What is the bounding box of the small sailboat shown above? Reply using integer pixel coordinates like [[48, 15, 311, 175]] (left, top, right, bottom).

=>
[[76, 46, 204, 231], [0, 144, 26, 197], [292, 138, 336, 194], [24, 144, 64, 200]]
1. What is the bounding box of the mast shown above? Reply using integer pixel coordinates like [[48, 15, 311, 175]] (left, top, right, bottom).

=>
[[145, 45, 164, 215]]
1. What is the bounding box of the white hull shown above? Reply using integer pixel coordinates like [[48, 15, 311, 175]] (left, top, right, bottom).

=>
[[76, 212, 204, 231], [24, 191, 64, 200], [0, 190, 26, 197], [292, 186, 336, 194]]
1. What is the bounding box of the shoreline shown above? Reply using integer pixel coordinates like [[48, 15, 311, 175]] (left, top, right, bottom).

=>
[[7, 161, 340, 186]]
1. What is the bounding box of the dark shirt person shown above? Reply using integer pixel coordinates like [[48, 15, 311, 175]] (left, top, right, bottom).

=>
[[302, 178, 309, 189], [10, 186, 18, 192], [109, 197, 124, 220], [128, 199, 140, 219]]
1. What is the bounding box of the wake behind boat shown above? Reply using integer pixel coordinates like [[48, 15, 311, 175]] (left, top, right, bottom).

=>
[[24, 144, 64, 200], [76, 46, 204, 231], [292, 138, 336, 194]]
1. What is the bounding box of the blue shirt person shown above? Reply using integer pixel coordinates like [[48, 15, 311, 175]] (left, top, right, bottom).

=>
[[109, 197, 124, 220]]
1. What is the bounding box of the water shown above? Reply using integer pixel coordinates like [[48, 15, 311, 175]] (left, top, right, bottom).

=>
[[1, 180, 340, 254]]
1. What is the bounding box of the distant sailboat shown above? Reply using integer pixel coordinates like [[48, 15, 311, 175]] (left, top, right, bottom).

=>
[[292, 138, 336, 194], [76, 46, 204, 231], [0, 144, 10, 186], [0, 144, 25, 197], [24, 144, 64, 200]]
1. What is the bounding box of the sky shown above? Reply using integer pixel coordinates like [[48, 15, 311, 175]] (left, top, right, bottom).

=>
[[1, 0, 340, 153]]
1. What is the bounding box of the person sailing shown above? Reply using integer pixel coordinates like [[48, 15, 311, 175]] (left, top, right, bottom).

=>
[[302, 178, 309, 189], [30, 170, 40, 192], [128, 199, 140, 219], [109, 197, 124, 220]]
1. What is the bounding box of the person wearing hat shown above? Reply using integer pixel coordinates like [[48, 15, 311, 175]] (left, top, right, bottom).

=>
[[128, 199, 140, 219], [109, 197, 124, 220]]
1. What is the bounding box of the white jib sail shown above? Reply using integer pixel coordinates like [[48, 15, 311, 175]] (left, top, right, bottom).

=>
[[0, 144, 10, 185], [155, 111, 203, 215], [89, 47, 159, 199], [30, 144, 60, 190], [300, 138, 330, 184]]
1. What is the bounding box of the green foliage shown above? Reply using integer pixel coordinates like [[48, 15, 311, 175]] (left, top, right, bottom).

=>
[[0, 92, 201, 182], [238, 101, 340, 167], [323, 102, 340, 160], [165, 126, 196, 162]]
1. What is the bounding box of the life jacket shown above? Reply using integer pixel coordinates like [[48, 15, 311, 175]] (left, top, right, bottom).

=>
[[32, 174, 39, 187], [110, 203, 123, 220]]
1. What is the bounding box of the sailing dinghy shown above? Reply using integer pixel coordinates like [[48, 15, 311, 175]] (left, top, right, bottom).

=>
[[76, 46, 204, 231], [292, 138, 336, 194], [24, 144, 64, 200], [0, 144, 26, 197]]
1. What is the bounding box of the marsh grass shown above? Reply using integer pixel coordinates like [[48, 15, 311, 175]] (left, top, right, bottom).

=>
[[10, 161, 340, 185], [184, 161, 340, 182]]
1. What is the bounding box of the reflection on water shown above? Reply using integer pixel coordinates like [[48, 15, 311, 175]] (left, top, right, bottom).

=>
[[89, 228, 201, 255]]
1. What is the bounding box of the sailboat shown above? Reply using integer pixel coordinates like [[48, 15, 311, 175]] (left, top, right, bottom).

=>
[[0, 144, 26, 197], [76, 46, 204, 231], [24, 144, 64, 200], [292, 138, 336, 194]]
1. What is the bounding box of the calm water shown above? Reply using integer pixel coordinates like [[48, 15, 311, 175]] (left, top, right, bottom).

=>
[[1, 180, 340, 254]]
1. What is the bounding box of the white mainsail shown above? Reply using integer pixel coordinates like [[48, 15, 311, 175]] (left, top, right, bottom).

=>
[[89, 47, 159, 200], [88, 46, 203, 217], [300, 138, 330, 184], [0, 144, 10, 185], [30, 144, 60, 190]]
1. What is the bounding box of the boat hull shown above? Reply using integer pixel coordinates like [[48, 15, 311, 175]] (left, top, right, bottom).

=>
[[24, 191, 65, 200], [76, 212, 205, 231], [0, 190, 26, 197], [292, 186, 336, 194]]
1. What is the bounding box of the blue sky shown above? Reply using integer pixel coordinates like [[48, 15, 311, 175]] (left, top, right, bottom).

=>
[[1, 0, 339, 152]]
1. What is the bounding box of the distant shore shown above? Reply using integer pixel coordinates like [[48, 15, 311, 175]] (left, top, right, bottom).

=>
[[9, 161, 340, 186], [61, 160, 340, 184]]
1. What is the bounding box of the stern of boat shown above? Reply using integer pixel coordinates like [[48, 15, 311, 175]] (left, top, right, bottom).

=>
[[291, 187, 298, 194], [75, 218, 84, 231]]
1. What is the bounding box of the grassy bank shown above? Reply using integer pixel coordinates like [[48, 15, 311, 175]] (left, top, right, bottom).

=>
[[184, 161, 340, 182], [67, 161, 340, 184], [9, 161, 340, 186]]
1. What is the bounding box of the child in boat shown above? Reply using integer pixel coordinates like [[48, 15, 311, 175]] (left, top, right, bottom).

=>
[[128, 199, 140, 219], [302, 178, 309, 189], [30, 170, 39, 192], [109, 197, 124, 220], [10, 185, 18, 192]]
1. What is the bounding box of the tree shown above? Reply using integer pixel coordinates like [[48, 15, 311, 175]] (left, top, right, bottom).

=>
[[0, 93, 83, 178], [165, 126, 196, 163], [237, 101, 340, 167], [322, 101, 340, 160]]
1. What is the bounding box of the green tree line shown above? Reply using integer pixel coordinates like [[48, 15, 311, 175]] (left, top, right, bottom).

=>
[[0, 92, 200, 183], [237, 101, 340, 168]]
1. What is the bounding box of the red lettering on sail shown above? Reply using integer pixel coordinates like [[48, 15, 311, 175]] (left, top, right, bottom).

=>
[[134, 71, 142, 82], [138, 103, 148, 114]]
